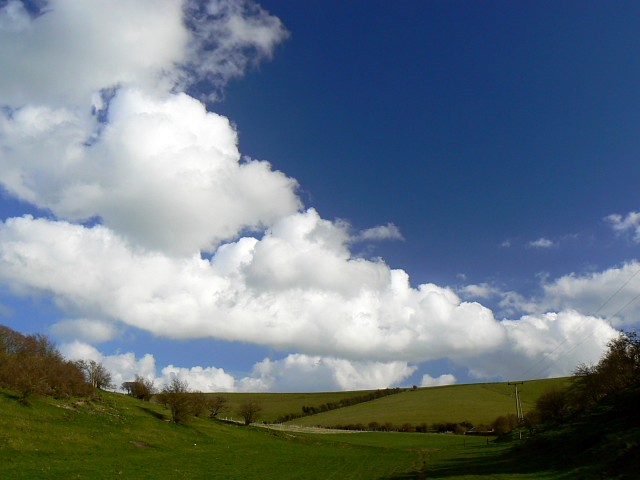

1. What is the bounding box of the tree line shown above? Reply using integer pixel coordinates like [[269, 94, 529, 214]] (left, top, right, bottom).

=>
[[156, 379, 263, 425], [0, 325, 93, 402], [0, 325, 263, 425], [525, 330, 639, 430], [122, 375, 262, 426]]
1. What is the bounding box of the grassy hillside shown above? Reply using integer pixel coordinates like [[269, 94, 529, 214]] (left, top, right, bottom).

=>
[[284, 378, 571, 428], [210, 389, 384, 423], [0, 388, 427, 479], [0, 386, 570, 480], [2, 379, 636, 479]]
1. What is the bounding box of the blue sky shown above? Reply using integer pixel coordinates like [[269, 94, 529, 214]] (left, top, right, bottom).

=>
[[0, 0, 639, 392]]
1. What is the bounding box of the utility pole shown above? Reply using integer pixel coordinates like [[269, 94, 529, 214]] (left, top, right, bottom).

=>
[[508, 381, 525, 423], [508, 381, 525, 440]]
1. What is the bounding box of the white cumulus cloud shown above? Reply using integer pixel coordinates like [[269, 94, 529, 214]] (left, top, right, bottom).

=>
[[421, 374, 456, 387], [249, 354, 416, 392], [0, 212, 507, 361], [50, 318, 117, 343], [355, 223, 404, 242], [527, 238, 556, 249], [159, 364, 237, 392], [0, 88, 301, 255], [59, 341, 157, 389], [606, 211, 640, 243], [0, 0, 627, 390], [459, 310, 617, 380], [535, 261, 640, 327], [0, 0, 188, 107]]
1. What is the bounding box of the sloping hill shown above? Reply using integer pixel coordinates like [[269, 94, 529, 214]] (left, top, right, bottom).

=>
[[213, 389, 387, 422], [286, 378, 571, 428], [0, 388, 422, 479]]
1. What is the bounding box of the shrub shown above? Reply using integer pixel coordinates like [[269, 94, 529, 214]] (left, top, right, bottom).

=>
[[124, 375, 155, 401], [492, 414, 519, 435], [0, 325, 92, 402], [206, 395, 230, 418], [415, 423, 429, 433], [400, 423, 415, 432], [570, 331, 640, 411], [157, 378, 193, 424], [188, 392, 208, 417], [535, 388, 570, 425], [75, 360, 114, 390], [237, 400, 263, 425]]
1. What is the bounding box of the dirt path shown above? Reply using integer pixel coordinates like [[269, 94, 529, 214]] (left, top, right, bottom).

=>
[[258, 424, 361, 434]]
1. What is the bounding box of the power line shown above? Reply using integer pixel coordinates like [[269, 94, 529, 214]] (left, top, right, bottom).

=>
[[608, 291, 640, 321], [516, 265, 640, 380], [593, 266, 640, 316]]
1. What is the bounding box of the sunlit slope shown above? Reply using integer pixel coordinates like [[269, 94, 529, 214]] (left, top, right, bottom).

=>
[[287, 378, 572, 427], [0, 389, 420, 479], [212, 390, 381, 422]]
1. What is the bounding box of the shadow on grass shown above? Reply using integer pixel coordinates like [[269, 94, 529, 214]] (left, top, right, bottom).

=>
[[381, 441, 570, 479], [0, 390, 22, 402], [137, 405, 168, 421], [0, 389, 32, 406], [417, 447, 562, 479]]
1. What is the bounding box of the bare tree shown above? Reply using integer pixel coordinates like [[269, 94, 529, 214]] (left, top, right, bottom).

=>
[[190, 391, 209, 417], [76, 360, 113, 390], [237, 400, 262, 425], [206, 395, 230, 418]]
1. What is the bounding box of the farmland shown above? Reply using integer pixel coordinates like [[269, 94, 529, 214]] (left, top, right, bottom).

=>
[[0, 378, 570, 479], [218, 377, 571, 426], [0, 387, 500, 479], [1, 376, 637, 479]]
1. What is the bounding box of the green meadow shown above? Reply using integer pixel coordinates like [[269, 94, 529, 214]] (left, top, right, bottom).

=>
[[219, 377, 571, 426], [210, 389, 381, 423], [0, 378, 588, 480], [0, 388, 501, 480]]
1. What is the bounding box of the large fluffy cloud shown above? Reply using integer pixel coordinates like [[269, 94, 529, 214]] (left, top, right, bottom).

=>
[[0, 0, 286, 106], [248, 354, 416, 392], [0, 210, 619, 383], [58, 343, 417, 393], [459, 310, 617, 380], [0, 0, 187, 106], [536, 262, 640, 327], [0, 0, 624, 390], [0, 89, 300, 254], [0, 211, 507, 361], [463, 261, 640, 328], [60, 341, 157, 389]]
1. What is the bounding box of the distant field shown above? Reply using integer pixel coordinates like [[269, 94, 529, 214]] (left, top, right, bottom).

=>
[[227, 377, 571, 427], [209, 390, 382, 423]]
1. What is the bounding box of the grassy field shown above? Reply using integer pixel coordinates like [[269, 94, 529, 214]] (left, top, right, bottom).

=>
[[0, 387, 567, 480], [2, 378, 630, 479], [237, 377, 571, 427], [209, 389, 383, 423], [0, 389, 427, 479]]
